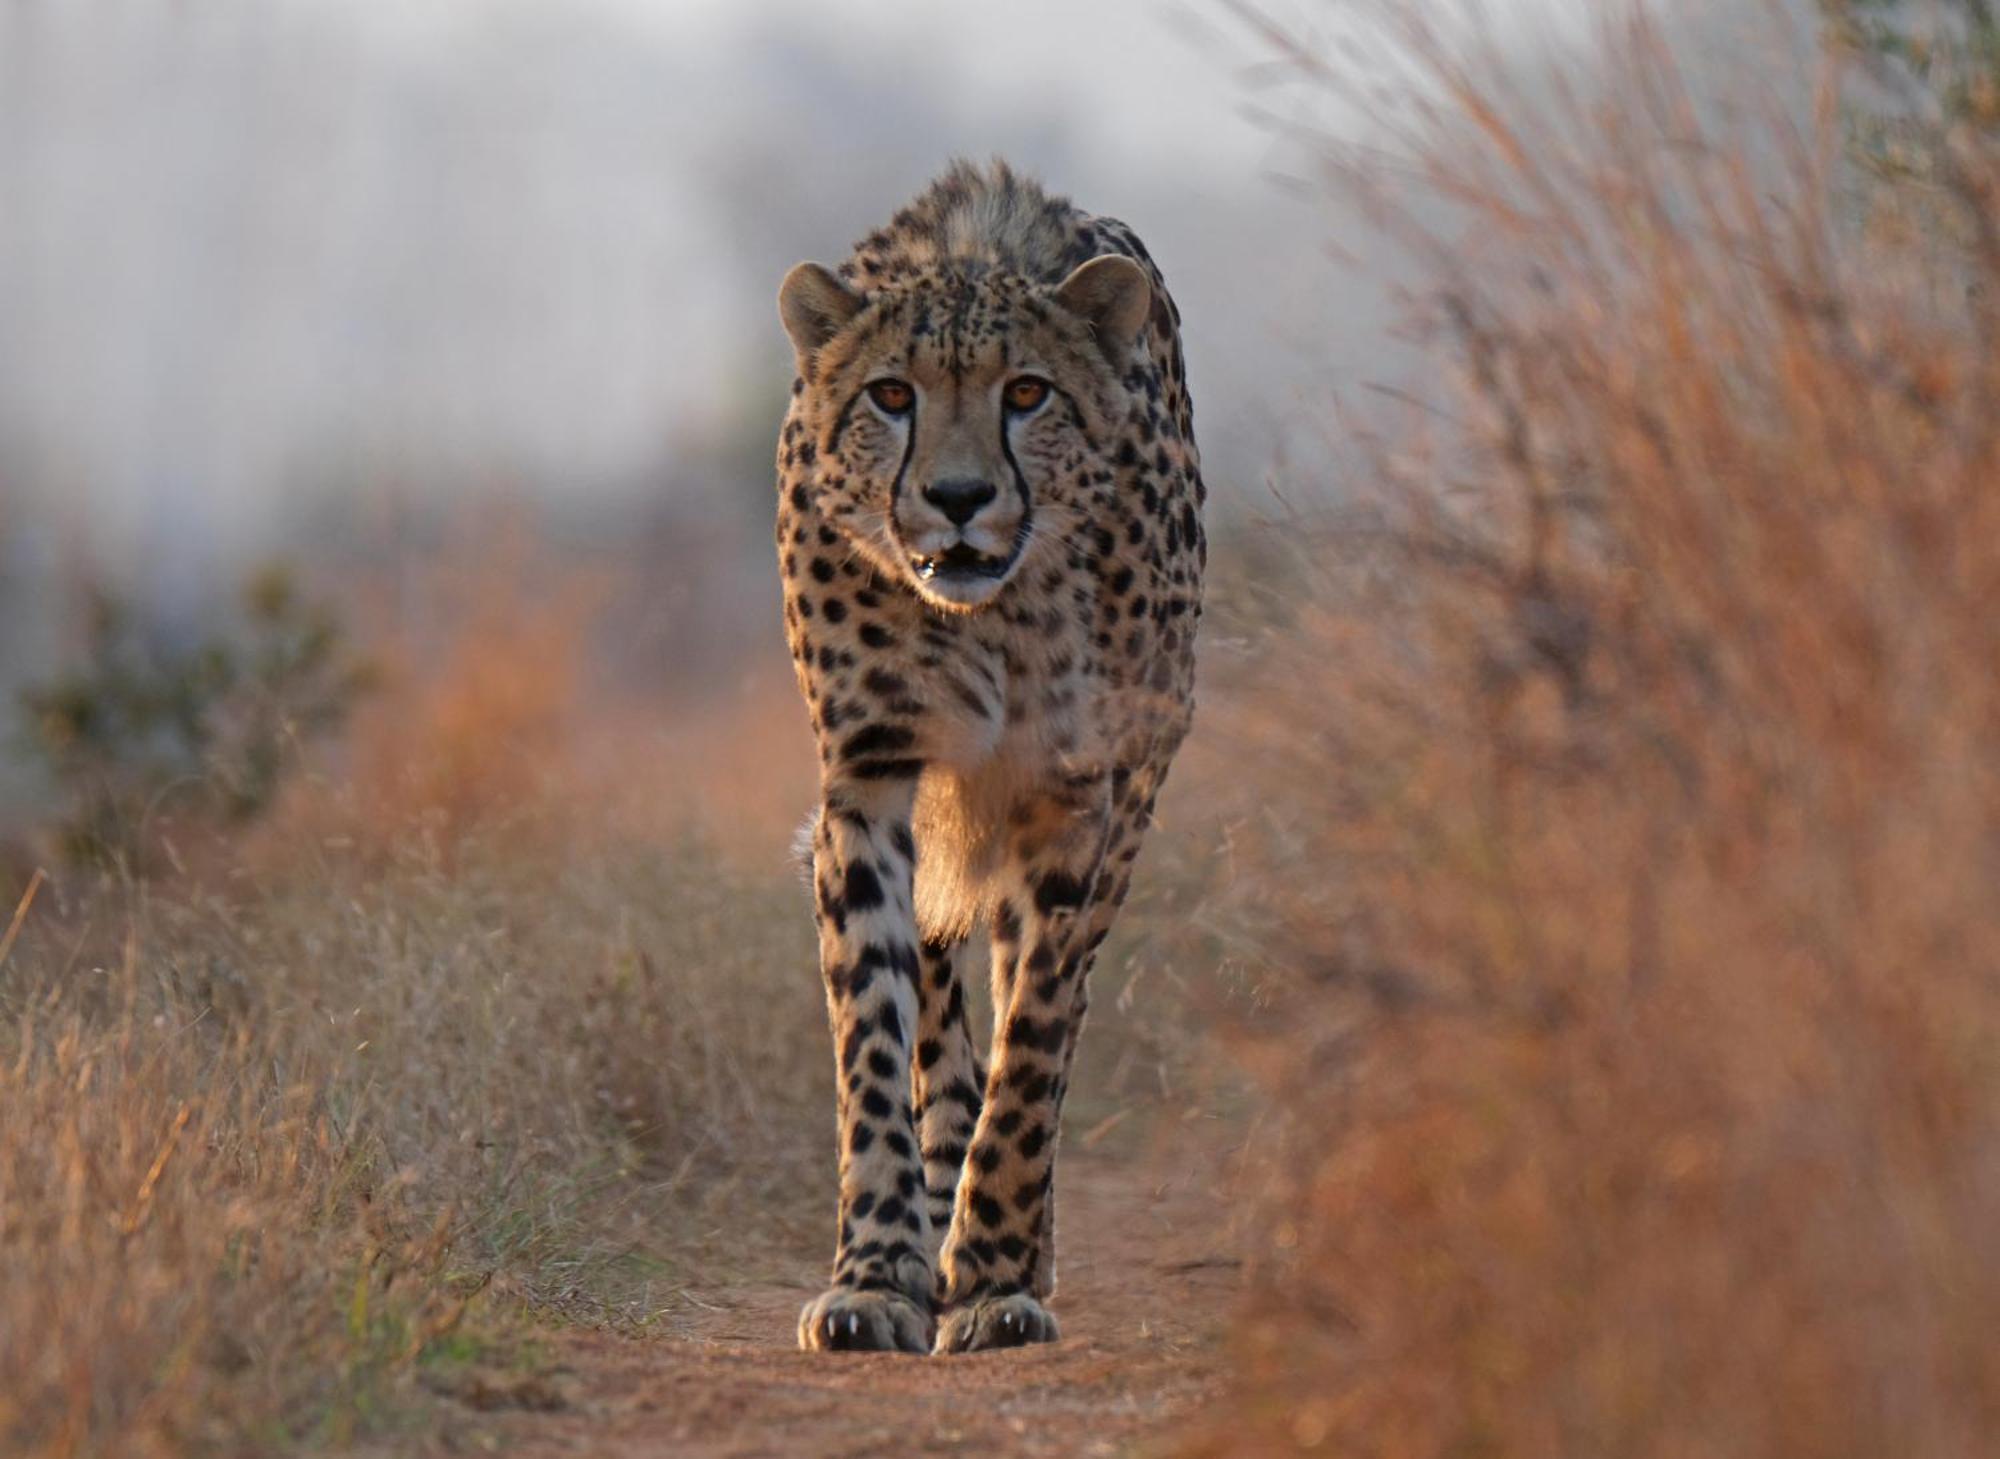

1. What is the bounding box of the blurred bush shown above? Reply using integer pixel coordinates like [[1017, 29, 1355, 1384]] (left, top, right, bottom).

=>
[[17, 565, 371, 865], [1197, 5, 2000, 1456]]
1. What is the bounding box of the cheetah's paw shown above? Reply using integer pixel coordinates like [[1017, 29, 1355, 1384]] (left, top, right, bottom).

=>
[[933, 1291, 1060, 1353], [797, 1287, 934, 1354]]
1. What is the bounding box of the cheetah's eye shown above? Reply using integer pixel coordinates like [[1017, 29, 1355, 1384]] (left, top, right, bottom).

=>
[[866, 379, 914, 415], [1003, 377, 1051, 414]]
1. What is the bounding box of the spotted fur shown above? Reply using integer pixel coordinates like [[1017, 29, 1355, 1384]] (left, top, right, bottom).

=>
[[774, 160, 1205, 1355]]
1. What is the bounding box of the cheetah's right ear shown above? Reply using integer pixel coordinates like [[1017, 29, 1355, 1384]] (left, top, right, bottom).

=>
[[779, 263, 866, 373]]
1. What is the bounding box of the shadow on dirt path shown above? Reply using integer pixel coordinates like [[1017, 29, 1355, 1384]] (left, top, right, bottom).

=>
[[478, 1151, 1242, 1458]]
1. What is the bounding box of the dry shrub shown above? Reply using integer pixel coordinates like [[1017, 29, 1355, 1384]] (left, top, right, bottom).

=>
[[268, 513, 816, 866], [1205, 6, 2000, 1456], [331, 521, 611, 850]]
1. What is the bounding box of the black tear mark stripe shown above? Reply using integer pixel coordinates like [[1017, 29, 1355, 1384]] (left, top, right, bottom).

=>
[[888, 392, 917, 507], [997, 417, 1039, 554]]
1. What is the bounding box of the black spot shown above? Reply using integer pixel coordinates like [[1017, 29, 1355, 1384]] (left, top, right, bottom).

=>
[[822, 598, 849, 624], [1017, 1123, 1048, 1160], [917, 1038, 943, 1070], [810, 557, 836, 583], [843, 862, 885, 911], [1035, 871, 1088, 915], [972, 1194, 1005, 1228], [945, 1078, 981, 1111], [1007, 1071, 1052, 1103], [1006, 1014, 1049, 1052], [847, 724, 922, 761], [860, 623, 896, 649], [1012, 1015, 1069, 1055], [853, 758, 924, 780], [840, 1021, 867, 1072], [868, 1048, 898, 1079]]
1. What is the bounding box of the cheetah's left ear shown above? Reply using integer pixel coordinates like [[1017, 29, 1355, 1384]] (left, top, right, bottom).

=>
[[779, 262, 867, 374], [1054, 255, 1152, 368]]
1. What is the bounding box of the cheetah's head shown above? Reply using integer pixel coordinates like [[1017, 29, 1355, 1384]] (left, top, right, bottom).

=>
[[777, 256, 1151, 612]]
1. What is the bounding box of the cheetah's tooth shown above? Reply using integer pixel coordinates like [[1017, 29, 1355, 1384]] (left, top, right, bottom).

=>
[[1001, 1311, 1014, 1328], [850, 1313, 860, 1336], [827, 1314, 837, 1338]]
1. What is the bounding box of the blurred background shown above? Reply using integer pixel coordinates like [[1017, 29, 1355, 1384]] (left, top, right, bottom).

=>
[[0, 0, 1595, 828]]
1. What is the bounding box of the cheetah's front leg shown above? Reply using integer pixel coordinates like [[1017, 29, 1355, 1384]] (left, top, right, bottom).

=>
[[797, 776, 935, 1354], [935, 774, 1111, 1352]]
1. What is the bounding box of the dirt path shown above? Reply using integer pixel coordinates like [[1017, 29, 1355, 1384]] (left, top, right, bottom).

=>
[[471, 1152, 1241, 1458]]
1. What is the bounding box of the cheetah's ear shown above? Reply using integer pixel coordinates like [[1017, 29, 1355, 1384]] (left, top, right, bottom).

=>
[[778, 263, 866, 373], [1054, 255, 1152, 368]]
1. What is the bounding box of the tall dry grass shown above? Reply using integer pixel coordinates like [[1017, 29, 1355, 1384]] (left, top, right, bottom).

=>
[[0, 831, 831, 1457], [1204, 5, 2000, 1456]]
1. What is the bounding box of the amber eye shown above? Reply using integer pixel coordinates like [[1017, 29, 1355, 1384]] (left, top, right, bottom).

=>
[[866, 379, 914, 414], [1003, 377, 1051, 413]]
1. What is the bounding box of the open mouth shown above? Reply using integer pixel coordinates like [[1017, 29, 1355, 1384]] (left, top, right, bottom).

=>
[[913, 543, 1015, 582]]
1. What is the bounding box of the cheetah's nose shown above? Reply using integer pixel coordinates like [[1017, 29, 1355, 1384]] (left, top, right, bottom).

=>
[[922, 477, 997, 527]]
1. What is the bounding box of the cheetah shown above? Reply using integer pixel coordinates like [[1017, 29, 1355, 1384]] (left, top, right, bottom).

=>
[[773, 160, 1205, 1354]]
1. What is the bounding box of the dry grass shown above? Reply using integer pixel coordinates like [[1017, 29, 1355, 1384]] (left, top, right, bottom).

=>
[[0, 827, 832, 1457], [1197, 6, 2000, 1457]]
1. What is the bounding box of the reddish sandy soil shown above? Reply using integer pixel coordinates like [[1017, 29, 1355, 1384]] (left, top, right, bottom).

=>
[[436, 1152, 1242, 1458]]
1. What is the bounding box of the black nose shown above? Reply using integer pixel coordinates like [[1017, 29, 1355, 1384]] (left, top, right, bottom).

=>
[[922, 477, 997, 527]]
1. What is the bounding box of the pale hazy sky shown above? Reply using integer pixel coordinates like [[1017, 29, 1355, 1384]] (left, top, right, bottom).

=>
[[0, 0, 1600, 579]]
